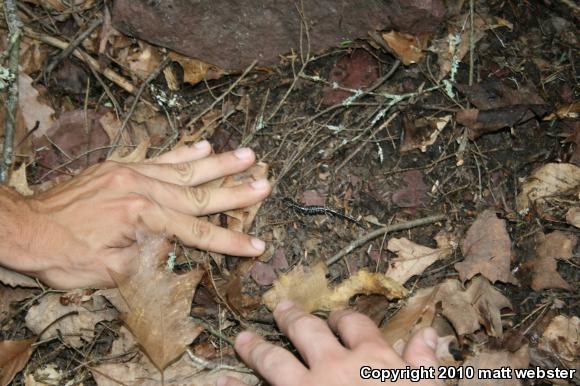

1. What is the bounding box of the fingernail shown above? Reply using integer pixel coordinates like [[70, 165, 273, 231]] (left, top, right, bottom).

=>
[[251, 237, 265, 252], [216, 376, 228, 386], [250, 178, 269, 190], [194, 140, 210, 149], [276, 300, 295, 312], [236, 331, 255, 346], [422, 327, 438, 350], [234, 147, 253, 160]]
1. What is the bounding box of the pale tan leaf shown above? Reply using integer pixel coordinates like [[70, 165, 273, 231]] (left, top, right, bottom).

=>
[[465, 276, 512, 338], [8, 163, 33, 196], [18, 72, 55, 138], [566, 207, 580, 228], [110, 233, 204, 371], [25, 292, 117, 347], [516, 163, 580, 213], [539, 315, 579, 365], [23, 364, 63, 386], [107, 138, 150, 163], [458, 345, 529, 386], [0, 284, 33, 320], [523, 232, 576, 291], [168, 52, 224, 85], [455, 210, 518, 284], [0, 267, 40, 288], [382, 31, 428, 65], [262, 262, 407, 313], [386, 237, 452, 284], [0, 339, 35, 386]]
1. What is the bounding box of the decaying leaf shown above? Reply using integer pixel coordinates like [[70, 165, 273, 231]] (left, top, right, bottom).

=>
[[18, 72, 55, 138], [0, 267, 39, 288], [544, 102, 580, 121], [0, 285, 33, 320], [516, 163, 580, 214], [263, 262, 407, 312], [110, 233, 204, 371], [391, 170, 429, 209], [168, 51, 223, 86], [386, 236, 453, 284], [400, 114, 451, 153], [0, 339, 35, 386], [8, 163, 33, 196], [539, 315, 579, 366], [382, 277, 511, 346], [382, 31, 429, 65], [25, 292, 117, 347], [107, 138, 150, 163], [458, 345, 529, 386], [455, 210, 518, 284], [566, 207, 580, 228], [523, 231, 577, 291]]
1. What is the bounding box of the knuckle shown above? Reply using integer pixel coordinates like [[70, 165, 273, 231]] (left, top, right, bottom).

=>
[[172, 162, 196, 183], [126, 194, 154, 213], [106, 166, 139, 188], [186, 186, 210, 209], [288, 314, 321, 334]]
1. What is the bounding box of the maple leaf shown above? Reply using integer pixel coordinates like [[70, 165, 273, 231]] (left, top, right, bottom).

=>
[[455, 210, 518, 284], [110, 233, 205, 371], [539, 315, 579, 366], [523, 231, 576, 291]]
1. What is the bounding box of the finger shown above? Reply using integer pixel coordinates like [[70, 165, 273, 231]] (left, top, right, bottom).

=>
[[138, 203, 266, 256], [273, 300, 345, 365], [127, 147, 256, 186], [403, 327, 440, 368], [234, 331, 306, 386], [216, 376, 250, 386], [149, 141, 212, 164], [143, 178, 271, 216], [328, 310, 392, 351]]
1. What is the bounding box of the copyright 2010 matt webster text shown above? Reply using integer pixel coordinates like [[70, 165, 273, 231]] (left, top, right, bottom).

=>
[[359, 365, 577, 382]]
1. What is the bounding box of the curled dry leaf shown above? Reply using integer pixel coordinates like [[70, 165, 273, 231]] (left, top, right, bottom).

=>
[[0, 267, 39, 288], [382, 31, 429, 65], [109, 233, 204, 371], [516, 163, 580, 214], [386, 236, 453, 284], [455, 210, 518, 284], [400, 114, 451, 153], [8, 163, 33, 196], [566, 207, 580, 228], [25, 292, 117, 348], [0, 339, 35, 386], [262, 262, 408, 313], [107, 138, 150, 163], [458, 345, 529, 386], [523, 231, 577, 291], [539, 315, 579, 366], [382, 277, 511, 346], [168, 51, 224, 86]]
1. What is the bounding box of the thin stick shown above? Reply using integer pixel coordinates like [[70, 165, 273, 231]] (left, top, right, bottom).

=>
[[468, 0, 475, 86], [325, 214, 446, 266], [44, 18, 102, 76], [1, 0, 23, 183], [186, 60, 257, 128], [107, 57, 171, 157]]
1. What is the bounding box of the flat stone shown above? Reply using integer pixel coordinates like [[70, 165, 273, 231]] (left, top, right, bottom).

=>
[[112, 0, 445, 71]]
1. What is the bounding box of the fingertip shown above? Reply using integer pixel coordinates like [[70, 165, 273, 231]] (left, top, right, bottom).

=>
[[250, 238, 266, 253], [235, 331, 257, 351], [421, 327, 438, 350], [403, 327, 440, 367]]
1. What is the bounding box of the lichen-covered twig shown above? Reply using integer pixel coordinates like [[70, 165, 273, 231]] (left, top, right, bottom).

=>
[[1, 0, 23, 184]]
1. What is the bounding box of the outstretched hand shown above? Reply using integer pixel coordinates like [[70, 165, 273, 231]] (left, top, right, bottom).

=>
[[220, 301, 443, 386], [5, 141, 271, 289]]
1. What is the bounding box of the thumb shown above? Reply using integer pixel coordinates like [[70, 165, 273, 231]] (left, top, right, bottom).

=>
[[403, 327, 440, 368]]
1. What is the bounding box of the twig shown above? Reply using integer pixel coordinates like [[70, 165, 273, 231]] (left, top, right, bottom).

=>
[[335, 112, 399, 173], [1, 0, 22, 184], [325, 214, 446, 266], [44, 17, 102, 76], [107, 57, 171, 157], [22, 26, 136, 94], [468, 0, 475, 87], [186, 60, 257, 128]]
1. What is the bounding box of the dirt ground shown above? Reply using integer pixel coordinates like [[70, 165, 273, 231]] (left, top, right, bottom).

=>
[[0, 0, 579, 385]]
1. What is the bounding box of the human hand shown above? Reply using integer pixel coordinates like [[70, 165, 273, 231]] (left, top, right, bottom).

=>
[[219, 301, 443, 386], [5, 141, 271, 289]]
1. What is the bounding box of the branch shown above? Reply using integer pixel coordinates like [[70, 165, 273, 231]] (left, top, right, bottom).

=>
[[1, 0, 23, 184]]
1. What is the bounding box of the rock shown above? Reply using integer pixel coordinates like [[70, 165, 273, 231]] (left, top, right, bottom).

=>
[[112, 0, 445, 70]]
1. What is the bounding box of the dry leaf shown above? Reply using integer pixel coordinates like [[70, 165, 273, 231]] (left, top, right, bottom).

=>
[[0, 285, 33, 320], [110, 233, 204, 371], [524, 232, 577, 291], [25, 292, 117, 347], [0, 267, 39, 288], [386, 237, 453, 284], [544, 102, 580, 121], [400, 115, 451, 153], [458, 345, 529, 386], [382, 31, 428, 65], [262, 262, 407, 313], [0, 339, 35, 386], [168, 51, 224, 85], [382, 277, 511, 345], [516, 163, 580, 214], [455, 210, 518, 284], [127, 42, 163, 81], [8, 163, 33, 196], [107, 138, 150, 163], [539, 315, 579, 365], [23, 364, 63, 386], [18, 72, 55, 138], [566, 207, 580, 228]]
